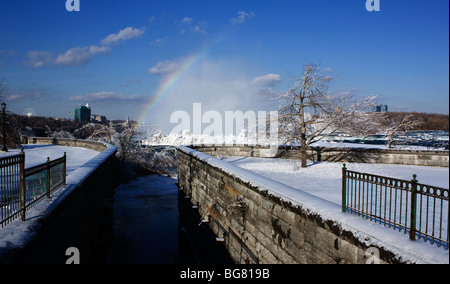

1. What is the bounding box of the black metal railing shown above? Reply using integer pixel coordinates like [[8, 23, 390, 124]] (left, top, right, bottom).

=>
[[1, 150, 66, 228], [342, 164, 449, 250]]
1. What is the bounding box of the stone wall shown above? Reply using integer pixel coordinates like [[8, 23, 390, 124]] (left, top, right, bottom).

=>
[[177, 146, 436, 264], [190, 145, 449, 167], [27, 137, 108, 152], [0, 139, 119, 264]]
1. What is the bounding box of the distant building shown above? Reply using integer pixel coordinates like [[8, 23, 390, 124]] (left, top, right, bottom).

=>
[[91, 114, 108, 124], [75, 104, 91, 123], [374, 105, 388, 112]]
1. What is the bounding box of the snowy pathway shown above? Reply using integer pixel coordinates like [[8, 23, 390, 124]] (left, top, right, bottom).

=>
[[1, 144, 101, 176]]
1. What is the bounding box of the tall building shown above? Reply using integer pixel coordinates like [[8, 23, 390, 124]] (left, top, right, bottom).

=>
[[374, 105, 388, 112], [75, 104, 91, 123]]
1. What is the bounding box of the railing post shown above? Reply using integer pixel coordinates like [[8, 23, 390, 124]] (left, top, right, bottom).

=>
[[63, 152, 67, 185], [20, 149, 26, 222], [410, 174, 418, 241], [46, 157, 51, 198], [342, 163, 347, 213]]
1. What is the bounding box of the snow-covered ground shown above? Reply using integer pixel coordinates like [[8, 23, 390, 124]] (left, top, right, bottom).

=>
[[222, 157, 449, 205], [1, 145, 101, 174], [220, 156, 449, 263]]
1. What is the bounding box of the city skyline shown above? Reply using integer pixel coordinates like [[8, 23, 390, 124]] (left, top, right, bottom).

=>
[[0, 0, 448, 133]]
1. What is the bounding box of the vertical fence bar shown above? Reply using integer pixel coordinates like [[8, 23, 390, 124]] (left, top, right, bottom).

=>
[[409, 174, 418, 241], [20, 149, 26, 222], [342, 163, 347, 213], [46, 157, 51, 198], [63, 152, 67, 186]]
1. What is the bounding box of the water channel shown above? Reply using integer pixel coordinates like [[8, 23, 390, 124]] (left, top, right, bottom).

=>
[[108, 174, 233, 264]]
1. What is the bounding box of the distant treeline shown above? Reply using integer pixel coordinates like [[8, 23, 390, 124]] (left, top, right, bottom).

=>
[[383, 112, 449, 131], [1, 113, 136, 145]]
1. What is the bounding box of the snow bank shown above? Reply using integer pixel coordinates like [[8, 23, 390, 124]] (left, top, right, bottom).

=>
[[178, 146, 449, 264]]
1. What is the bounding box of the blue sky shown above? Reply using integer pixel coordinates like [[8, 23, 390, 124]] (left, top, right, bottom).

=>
[[0, 0, 448, 133]]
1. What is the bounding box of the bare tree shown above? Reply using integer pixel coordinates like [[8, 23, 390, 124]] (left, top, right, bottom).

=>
[[276, 62, 376, 168], [45, 125, 75, 139], [378, 113, 422, 148]]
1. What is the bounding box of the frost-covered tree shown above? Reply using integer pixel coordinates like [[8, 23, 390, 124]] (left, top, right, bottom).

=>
[[276, 62, 376, 168], [378, 113, 422, 148], [45, 125, 75, 139], [74, 123, 177, 175]]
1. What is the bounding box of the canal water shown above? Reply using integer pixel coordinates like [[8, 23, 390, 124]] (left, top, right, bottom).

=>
[[109, 174, 233, 264]]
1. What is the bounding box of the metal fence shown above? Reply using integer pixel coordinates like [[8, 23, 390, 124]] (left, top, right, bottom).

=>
[[342, 164, 449, 250], [1, 150, 66, 228]]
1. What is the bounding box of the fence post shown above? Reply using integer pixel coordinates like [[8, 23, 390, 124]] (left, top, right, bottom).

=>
[[20, 149, 26, 222], [63, 152, 67, 185], [46, 157, 51, 198], [342, 163, 347, 213], [410, 174, 418, 241]]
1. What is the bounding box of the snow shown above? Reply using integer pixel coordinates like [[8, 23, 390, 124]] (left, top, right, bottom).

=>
[[1, 144, 101, 174], [0, 143, 116, 256], [222, 156, 449, 205], [178, 146, 449, 264]]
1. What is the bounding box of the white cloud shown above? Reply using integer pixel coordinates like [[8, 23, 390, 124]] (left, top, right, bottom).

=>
[[55, 45, 110, 66], [69, 91, 143, 104], [23, 51, 53, 68], [179, 17, 207, 34], [321, 67, 333, 72], [101, 27, 145, 45], [149, 37, 168, 46], [0, 49, 16, 56], [149, 60, 180, 75], [230, 11, 255, 26], [182, 17, 193, 24], [121, 78, 141, 86], [5, 89, 48, 102], [251, 74, 282, 87]]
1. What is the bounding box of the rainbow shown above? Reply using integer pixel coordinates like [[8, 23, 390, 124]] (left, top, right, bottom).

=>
[[137, 32, 231, 124], [137, 55, 199, 123]]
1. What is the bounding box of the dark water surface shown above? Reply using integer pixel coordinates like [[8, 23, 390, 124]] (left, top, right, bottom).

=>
[[109, 174, 233, 264], [110, 175, 192, 264]]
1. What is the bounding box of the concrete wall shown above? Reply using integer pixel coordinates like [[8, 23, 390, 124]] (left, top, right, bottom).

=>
[[190, 145, 449, 167], [27, 137, 108, 152], [0, 139, 119, 264], [177, 146, 435, 264]]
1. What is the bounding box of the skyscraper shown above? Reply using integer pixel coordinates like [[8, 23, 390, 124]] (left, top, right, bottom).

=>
[[75, 104, 91, 123], [374, 105, 388, 112]]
